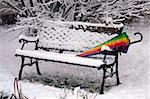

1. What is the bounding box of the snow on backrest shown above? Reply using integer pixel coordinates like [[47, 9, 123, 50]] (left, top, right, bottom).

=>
[[38, 20, 123, 52]]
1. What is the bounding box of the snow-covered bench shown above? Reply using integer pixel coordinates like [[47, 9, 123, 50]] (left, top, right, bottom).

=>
[[15, 20, 124, 94]]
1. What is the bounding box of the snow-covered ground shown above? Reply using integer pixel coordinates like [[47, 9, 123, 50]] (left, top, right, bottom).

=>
[[0, 23, 149, 99]]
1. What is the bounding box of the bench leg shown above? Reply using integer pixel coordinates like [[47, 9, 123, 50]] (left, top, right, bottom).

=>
[[35, 59, 41, 75], [116, 60, 121, 85], [115, 54, 121, 85], [100, 67, 106, 94], [18, 56, 25, 80]]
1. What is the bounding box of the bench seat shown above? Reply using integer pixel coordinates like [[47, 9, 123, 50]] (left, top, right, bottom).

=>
[[16, 49, 105, 67]]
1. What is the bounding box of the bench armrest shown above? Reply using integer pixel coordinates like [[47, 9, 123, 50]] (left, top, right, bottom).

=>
[[101, 50, 118, 60], [101, 50, 118, 56], [98, 61, 116, 70], [19, 35, 39, 42], [18, 35, 39, 50], [97, 50, 118, 72]]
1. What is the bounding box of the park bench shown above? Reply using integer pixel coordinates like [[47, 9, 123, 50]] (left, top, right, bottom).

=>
[[15, 20, 125, 94]]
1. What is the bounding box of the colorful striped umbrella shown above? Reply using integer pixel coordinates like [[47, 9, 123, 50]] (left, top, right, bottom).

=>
[[78, 32, 130, 57]]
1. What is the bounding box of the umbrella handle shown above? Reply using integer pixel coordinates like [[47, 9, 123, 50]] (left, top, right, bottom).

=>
[[130, 32, 143, 45]]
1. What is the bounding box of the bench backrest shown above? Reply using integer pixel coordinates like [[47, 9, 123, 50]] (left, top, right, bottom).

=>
[[38, 20, 124, 52]]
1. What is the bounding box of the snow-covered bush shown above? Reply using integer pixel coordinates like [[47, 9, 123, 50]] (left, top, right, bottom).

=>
[[1, 0, 149, 41], [1, 0, 150, 22], [2, 0, 150, 38]]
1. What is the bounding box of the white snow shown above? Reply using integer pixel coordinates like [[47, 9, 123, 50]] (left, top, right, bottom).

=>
[[101, 45, 112, 51], [20, 82, 66, 99], [0, 67, 14, 94], [18, 35, 39, 41], [43, 20, 124, 29]]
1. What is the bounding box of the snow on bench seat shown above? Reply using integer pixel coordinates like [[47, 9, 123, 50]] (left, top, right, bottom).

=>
[[16, 49, 104, 67], [19, 35, 39, 42]]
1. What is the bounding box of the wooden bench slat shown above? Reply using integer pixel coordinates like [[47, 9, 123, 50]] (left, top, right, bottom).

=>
[[16, 49, 105, 67]]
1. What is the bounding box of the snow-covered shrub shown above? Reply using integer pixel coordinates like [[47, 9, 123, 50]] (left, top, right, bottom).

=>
[[60, 0, 150, 23], [1, 0, 150, 23], [1, 0, 149, 42], [2, 0, 149, 41]]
